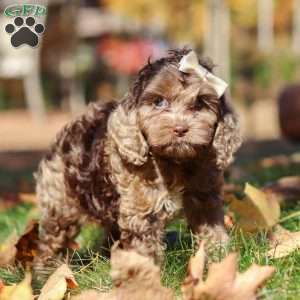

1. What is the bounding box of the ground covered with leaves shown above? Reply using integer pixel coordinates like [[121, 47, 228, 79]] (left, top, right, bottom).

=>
[[1, 149, 300, 299]]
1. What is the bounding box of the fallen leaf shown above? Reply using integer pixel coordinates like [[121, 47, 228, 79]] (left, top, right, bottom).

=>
[[0, 274, 33, 300], [15, 220, 39, 267], [182, 242, 275, 300], [0, 233, 18, 267], [0, 220, 40, 267], [268, 225, 300, 258], [38, 264, 78, 300], [0, 218, 79, 268], [228, 183, 280, 232], [72, 244, 274, 300]]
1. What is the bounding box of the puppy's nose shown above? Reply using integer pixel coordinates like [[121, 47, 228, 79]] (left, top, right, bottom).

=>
[[174, 125, 189, 137]]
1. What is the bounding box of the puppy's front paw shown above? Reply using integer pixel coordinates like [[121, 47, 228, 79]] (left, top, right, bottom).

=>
[[194, 224, 229, 263]]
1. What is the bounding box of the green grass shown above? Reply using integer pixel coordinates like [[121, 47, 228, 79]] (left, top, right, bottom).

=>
[[1, 163, 300, 299]]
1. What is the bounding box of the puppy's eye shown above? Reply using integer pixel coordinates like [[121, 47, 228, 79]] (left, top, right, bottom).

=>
[[154, 97, 169, 109], [194, 96, 207, 110]]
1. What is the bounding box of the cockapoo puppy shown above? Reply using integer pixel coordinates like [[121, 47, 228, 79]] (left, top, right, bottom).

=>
[[35, 49, 241, 264]]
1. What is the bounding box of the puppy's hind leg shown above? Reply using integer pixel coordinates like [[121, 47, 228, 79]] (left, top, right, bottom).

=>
[[101, 223, 120, 258], [34, 154, 84, 268]]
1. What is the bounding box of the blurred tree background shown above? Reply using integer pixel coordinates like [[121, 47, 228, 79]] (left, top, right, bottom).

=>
[[1, 0, 300, 194], [1, 0, 299, 141]]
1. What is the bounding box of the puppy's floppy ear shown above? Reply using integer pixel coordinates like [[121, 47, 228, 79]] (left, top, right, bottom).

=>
[[107, 95, 149, 166], [213, 93, 242, 170]]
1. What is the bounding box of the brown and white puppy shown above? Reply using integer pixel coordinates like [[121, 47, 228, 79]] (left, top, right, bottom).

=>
[[35, 49, 241, 265]]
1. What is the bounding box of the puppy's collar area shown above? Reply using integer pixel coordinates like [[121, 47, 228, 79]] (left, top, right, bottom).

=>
[[178, 51, 228, 98]]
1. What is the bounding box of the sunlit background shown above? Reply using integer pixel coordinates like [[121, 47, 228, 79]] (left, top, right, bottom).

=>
[[0, 0, 300, 195]]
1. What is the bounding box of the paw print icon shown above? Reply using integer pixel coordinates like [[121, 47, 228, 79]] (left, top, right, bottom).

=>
[[5, 17, 45, 48]]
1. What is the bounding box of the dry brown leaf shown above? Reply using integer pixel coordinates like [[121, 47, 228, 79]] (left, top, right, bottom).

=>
[[268, 225, 300, 258], [228, 183, 280, 232], [0, 274, 33, 300], [71, 244, 274, 300], [0, 220, 40, 267], [1, 217, 80, 269], [38, 264, 78, 300], [15, 220, 39, 266], [182, 243, 275, 300]]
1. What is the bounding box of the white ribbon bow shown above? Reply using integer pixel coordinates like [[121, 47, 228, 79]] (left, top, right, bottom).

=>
[[178, 51, 228, 98]]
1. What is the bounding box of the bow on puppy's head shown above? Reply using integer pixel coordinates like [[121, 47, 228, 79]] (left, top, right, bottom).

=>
[[108, 49, 241, 169], [178, 51, 228, 98]]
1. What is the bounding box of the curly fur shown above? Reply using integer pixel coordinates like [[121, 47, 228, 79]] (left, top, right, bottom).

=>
[[35, 49, 242, 264]]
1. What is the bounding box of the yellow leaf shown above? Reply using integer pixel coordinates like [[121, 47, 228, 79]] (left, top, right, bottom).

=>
[[268, 225, 300, 258], [0, 233, 18, 267], [245, 183, 281, 227], [182, 242, 275, 300], [0, 220, 39, 267], [38, 264, 78, 300], [0, 274, 33, 300], [228, 183, 280, 232], [72, 245, 274, 300]]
